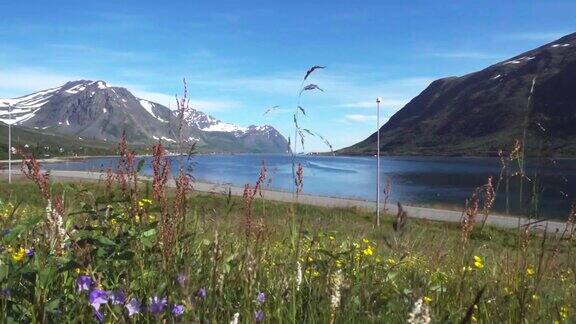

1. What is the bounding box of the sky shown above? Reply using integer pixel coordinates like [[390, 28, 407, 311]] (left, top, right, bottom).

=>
[[0, 0, 575, 151]]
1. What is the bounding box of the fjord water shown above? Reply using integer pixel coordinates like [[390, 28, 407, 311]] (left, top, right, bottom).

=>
[[43, 154, 576, 218]]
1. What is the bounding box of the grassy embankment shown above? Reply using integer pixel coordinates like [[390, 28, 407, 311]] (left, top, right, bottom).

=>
[[0, 170, 575, 322]]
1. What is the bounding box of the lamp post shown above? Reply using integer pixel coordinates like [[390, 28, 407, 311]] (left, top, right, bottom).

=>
[[376, 97, 381, 226], [8, 103, 12, 184]]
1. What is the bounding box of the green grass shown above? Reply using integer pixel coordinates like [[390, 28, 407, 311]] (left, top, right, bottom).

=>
[[0, 178, 575, 323]]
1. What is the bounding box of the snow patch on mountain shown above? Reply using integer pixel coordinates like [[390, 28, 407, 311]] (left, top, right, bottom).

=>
[[0, 86, 62, 124], [95, 81, 108, 89], [201, 122, 248, 133], [152, 136, 177, 143], [502, 56, 535, 65], [139, 99, 168, 123], [65, 84, 86, 94]]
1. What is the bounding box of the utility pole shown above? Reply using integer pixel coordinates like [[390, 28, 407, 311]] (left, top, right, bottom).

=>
[[376, 97, 381, 226], [7, 103, 12, 184]]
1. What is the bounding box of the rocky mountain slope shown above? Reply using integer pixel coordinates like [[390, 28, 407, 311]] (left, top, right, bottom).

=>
[[0, 81, 289, 153], [340, 32, 576, 157]]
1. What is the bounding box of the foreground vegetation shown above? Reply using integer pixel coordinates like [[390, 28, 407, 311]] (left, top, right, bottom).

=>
[[1, 158, 575, 323]]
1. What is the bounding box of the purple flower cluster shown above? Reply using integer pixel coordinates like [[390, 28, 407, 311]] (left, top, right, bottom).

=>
[[109, 290, 126, 305], [89, 289, 108, 322], [76, 275, 93, 292], [254, 292, 266, 323], [196, 287, 207, 299], [76, 275, 187, 320], [172, 304, 185, 316], [126, 297, 141, 316], [148, 296, 168, 314], [254, 310, 265, 323], [256, 292, 266, 305], [25, 248, 34, 258], [0, 288, 12, 298]]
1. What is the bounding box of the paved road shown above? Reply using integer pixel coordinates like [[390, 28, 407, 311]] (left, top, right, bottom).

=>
[[0, 170, 568, 233]]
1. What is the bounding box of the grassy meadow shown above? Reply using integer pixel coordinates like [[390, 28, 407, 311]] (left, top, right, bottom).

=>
[[0, 156, 575, 323]]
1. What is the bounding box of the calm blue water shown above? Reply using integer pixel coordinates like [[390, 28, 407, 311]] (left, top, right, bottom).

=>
[[42, 154, 576, 218]]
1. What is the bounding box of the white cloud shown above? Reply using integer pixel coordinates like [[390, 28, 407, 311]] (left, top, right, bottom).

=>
[[338, 98, 407, 109], [115, 89, 241, 113], [0, 68, 83, 97], [183, 72, 433, 112], [342, 114, 378, 123]]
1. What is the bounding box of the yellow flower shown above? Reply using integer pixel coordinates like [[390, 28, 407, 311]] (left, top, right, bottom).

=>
[[532, 294, 539, 300], [110, 218, 118, 226], [305, 269, 320, 278], [12, 247, 26, 262], [386, 258, 397, 266], [336, 260, 343, 268], [138, 198, 153, 207], [423, 296, 432, 303], [329, 235, 335, 241], [352, 243, 360, 249], [362, 238, 370, 244], [473, 256, 484, 269], [362, 245, 374, 256], [560, 306, 569, 319], [526, 267, 535, 276]]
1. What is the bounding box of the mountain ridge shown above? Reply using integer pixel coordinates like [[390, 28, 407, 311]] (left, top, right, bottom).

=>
[[339, 32, 576, 157], [0, 80, 289, 153]]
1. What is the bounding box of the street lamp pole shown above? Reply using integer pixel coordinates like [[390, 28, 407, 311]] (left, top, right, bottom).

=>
[[376, 97, 381, 226], [8, 103, 12, 184]]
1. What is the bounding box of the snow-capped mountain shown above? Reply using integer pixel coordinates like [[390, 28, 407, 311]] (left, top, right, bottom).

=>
[[0, 80, 289, 153]]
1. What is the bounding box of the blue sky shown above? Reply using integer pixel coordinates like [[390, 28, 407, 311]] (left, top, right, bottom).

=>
[[0, 0, 574, 151]]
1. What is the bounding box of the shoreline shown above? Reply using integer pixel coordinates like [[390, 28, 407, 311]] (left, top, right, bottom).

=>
[[2, 153, 576, 166], [0, 169, 566, 234]]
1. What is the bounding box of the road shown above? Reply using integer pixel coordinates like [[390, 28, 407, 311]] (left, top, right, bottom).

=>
[[0, 169, 568, 234]]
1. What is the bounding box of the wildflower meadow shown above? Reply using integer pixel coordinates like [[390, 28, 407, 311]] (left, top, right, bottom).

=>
[[1, 144, 576, 322]]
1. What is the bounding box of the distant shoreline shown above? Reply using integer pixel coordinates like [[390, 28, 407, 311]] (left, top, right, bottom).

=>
[[0, 169, 567, 234], [3, 152, 576, 166]]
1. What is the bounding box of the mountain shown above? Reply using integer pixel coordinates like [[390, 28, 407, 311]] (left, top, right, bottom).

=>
[[0, 122, 116, 159], [0, 80, 289, 153], [340, 32, 576, 157]]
